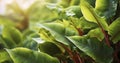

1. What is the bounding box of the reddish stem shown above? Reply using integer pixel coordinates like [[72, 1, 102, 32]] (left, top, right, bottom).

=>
[[70, 18, 83, 36], [59, 43, 78, 63], [74, 51, 83, 63], [101, 28, 110, 47], [87, 8, 110, 47], [76, 28, 83, 36]]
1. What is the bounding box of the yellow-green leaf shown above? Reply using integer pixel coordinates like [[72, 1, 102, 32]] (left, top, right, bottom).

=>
[[87, 28, 104, 41], [38, 23, 77, 45], [80, 0, 108, 30], [6, 47, 60, 63], [108, 17, 120, 43]]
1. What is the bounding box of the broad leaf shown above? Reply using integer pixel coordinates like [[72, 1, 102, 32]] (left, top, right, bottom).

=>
[[80, 0, 108, 30], [95, 0, 117, 18], [39, 28, 56, 42], [21, 38, 38, 51], [66, 6, 82, 18], [38, 23, 77, 45], [0, 50, 13, 63], [22, 29, 35, 39], [67, 36, 113, 63], [39, 42, 62, 56], [87, 28, 104, 41], [6, 47, 60, 63], [108, 17, 120, 43], [79, 17, 98, 34], [0, 36, 8, 48], [2, 26, 22, 48]]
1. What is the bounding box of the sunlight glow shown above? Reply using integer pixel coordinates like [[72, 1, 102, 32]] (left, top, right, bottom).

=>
[[0, 0, 35, 15]]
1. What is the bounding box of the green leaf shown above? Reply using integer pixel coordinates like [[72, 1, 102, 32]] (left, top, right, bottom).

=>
[[79, 17, 98, 34], [80, 0, 108, 30], [22, 29, 35, 39], [58, 0, 71, 8], [84, 0, 96, 7], [39, 28, 56, 42], [38, 23, 73, 45], [29, 2, 58, 22], [95, 0, 117, 18], [39, 42, 62, 56], [0, 50, 13, 63], [0, 25, 3, 35], [66, 6, 83, 18], [0, 16, 15, 26], [0, 36, 8, 48], [70, 0, 80, 5], [45, 0, 58, 3], [2, 26, 22, 48], [21, 38, 38, 51], [67, 36, 113, 63], [6, 47, 60, 63], [108, 17, 120, 43], [87, 28, 104, 41]]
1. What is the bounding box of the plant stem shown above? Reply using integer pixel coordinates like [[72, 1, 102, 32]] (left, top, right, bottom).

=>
[[86, 6, 111, 46], [94, 17, 110, 47], [93, 17, 110, 46], [76, 28, 83, 36], [101, 29, 110, 47], [60, 44, 75, 62], [74, 51, 83, 63], [59, 43, 79, 63], [70, 17, 83, 36]]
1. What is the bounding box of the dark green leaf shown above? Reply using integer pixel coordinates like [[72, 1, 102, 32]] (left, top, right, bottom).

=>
[[21, 38, 38, 51], [22, 29, 35, 39], [39, 42, 62, 56], [6, 47, 60, 63], [0, 36, 8, 48], [67, 36, 113, 63], [95, 0, 117, 18], [2, 26, 22, 48]]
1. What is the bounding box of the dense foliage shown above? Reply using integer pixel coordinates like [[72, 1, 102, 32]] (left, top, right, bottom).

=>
[[0, 0, 120, 63]]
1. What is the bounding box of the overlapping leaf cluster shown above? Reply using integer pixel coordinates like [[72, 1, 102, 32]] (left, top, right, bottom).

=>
[[0, 0, 120, 63]]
